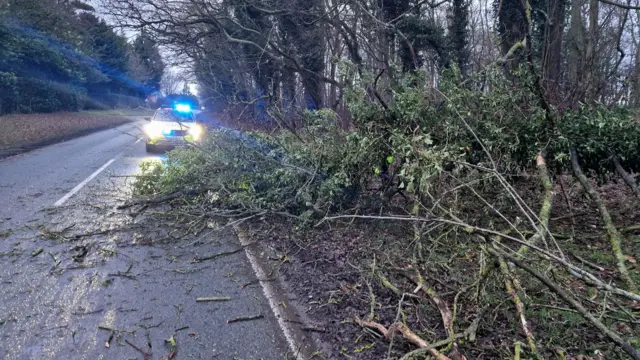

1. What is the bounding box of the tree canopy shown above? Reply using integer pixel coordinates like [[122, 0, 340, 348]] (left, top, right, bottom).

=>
[[100, 0, 639, 116], [0, 0, 165, 114]]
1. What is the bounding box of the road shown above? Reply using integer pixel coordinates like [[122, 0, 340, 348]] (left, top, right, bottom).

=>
[[0, 119, 293, 359]]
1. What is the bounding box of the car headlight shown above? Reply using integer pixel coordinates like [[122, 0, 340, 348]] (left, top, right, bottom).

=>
[[189, 124, 203, 139], [144, 122, 163, 137]]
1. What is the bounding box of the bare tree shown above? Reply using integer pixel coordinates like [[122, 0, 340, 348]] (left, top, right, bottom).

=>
[[160, 69, 186, 95]]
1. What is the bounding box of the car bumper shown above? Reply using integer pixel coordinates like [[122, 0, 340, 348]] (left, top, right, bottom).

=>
[[145, 135, 198, 146]]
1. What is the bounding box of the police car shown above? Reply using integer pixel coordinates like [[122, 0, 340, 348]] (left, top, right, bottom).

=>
[[143, 104, 204, 152]]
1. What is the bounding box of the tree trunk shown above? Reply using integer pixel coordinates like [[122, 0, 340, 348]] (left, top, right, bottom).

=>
[[541, 0, 566, 104], [585, 0, 599, 103], [567, 0, 585, 106], [328, 31, 342, 109], [497, 0, 527, 72], [631, 26, 640, 107]]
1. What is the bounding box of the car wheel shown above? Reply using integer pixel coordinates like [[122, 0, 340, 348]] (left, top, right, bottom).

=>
[[145, 143, 155, 153]]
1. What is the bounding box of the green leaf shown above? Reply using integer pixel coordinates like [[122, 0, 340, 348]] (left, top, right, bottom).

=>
[[406, 181, 415, 193], [386, 155, 394, 164], [165, 334, 176, 347]]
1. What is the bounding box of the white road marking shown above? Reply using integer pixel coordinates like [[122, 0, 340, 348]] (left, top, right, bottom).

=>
[[53, 159, 116, 207], [53, 133, 143, 207], [234, 226, 308, 360]]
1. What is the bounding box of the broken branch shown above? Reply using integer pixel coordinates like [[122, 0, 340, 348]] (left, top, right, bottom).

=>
[[497, 254, 541, 359], [227, 314, 264, 323], [488, 246, 640, 360], [193, 247, 244, 262], [355, 318, 452, 360], [518, 153, 554, 256], [403, 271, 457, 351], [570, 148, 637, 292], [611, 153, 640, 198], [196, 297, 231, 302], [125, 339, 151, 360], [117, 188, 208, 209]]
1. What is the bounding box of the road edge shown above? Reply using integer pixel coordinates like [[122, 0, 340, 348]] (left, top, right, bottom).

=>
[[234, 225, 323, 360]]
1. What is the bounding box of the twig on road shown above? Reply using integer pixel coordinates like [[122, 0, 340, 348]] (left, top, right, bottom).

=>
[[196, 297, 231, 302], [227, 314, 264, 323], [193, 248, 244, 262], [240, 277, 277, 288], [302, 326, 326, 332], [193, 242, 256, 262], [125, 339, 151, 360]]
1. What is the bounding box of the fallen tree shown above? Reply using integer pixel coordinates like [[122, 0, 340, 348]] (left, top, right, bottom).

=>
[[126, 66, 640, 359]]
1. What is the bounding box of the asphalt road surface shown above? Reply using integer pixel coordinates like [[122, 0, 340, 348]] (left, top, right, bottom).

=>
[[0, 120, 292, 359]]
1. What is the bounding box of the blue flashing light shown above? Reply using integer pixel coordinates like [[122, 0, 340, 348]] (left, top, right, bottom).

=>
[[175, 104, 191, 113]]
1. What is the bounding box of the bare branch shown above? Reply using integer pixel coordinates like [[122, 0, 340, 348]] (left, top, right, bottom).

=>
[[598, 0, 640, 10], [488, 246, 640, 360]]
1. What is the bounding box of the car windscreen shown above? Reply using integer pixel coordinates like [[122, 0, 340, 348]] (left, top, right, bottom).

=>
[[153, 110, 195, 123]]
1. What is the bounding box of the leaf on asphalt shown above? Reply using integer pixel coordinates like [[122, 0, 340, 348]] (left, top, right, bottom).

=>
[[165, 334, 176, 347], [165, 334, 177, 359]]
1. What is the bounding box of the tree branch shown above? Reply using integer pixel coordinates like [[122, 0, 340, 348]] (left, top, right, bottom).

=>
[[570, 148, 637, 292], [488, 246, 640, 360], [597, 0, 640, 10]]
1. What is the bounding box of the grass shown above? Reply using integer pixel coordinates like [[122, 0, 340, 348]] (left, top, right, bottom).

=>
[[82, 108, 155, 117], [0, 111, 132, 151]]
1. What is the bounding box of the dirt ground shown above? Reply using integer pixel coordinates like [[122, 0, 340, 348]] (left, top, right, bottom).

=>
[[243, 176, 640, 359], [0, 111, 132, 153]]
